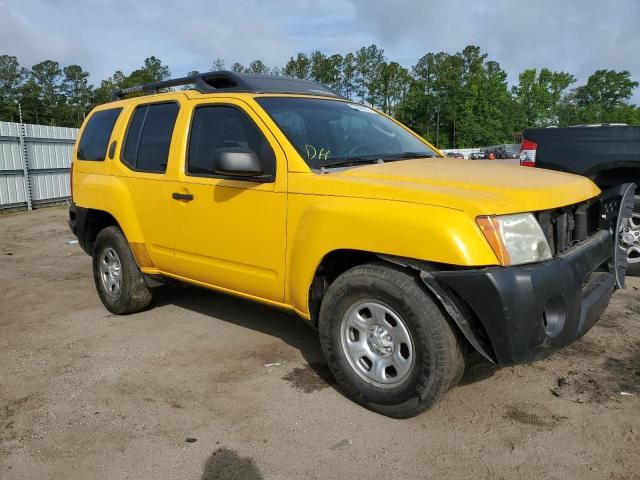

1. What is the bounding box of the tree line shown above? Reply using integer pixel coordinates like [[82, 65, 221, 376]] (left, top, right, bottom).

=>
[[1, 45, 638, 148]]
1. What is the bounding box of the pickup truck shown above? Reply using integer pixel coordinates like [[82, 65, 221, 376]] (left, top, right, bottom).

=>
[[520, 125, 640, 275], [69, 71, 634, 418]]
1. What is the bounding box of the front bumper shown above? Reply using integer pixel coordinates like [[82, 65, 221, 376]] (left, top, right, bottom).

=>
[[431, 230, 615, 365]]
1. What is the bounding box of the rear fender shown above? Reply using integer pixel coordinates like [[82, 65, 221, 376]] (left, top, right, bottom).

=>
[[74, 173, 146, 246]]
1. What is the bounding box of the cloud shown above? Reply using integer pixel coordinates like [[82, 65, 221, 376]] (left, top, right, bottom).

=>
[[1, 0, 639, 102], [348, 0, 640, 99], [1, 0, 299, 81], [0, 1, 94, 70]]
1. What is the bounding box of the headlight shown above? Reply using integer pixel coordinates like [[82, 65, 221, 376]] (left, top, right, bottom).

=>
[[477, 213, 552, 266]]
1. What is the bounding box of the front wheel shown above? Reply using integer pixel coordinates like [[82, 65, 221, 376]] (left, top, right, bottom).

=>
[[319, 263, 464, 418], [92, 226, 152, 314]]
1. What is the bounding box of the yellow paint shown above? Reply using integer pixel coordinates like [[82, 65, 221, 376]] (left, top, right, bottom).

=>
[[72, 90, 601, 318], [128, 242, 154, 268]]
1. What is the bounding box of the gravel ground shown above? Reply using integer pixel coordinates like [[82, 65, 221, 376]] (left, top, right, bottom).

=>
[[1, 207, 639, 480]]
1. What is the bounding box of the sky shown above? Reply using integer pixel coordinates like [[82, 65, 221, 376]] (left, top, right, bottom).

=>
[[1, 0, 639, 101]]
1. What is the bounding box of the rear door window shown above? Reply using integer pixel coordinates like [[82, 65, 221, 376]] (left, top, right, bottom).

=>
[[77, 108, 122, 161], [122, 102, 179, 173]]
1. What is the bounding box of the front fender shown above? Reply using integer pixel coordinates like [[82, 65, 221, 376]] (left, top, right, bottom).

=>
[[285, 195, 499, 315]]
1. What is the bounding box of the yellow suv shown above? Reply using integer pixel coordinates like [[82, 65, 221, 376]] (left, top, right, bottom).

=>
[[69, 71, 635, 418]]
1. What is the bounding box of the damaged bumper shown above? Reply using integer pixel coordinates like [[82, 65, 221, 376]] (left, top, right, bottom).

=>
[[422, 183, 635, 366], [429, 230, 615, 365]]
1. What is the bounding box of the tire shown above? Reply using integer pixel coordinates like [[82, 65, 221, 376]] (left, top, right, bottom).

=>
[[626, 195, 640, 277], [92, 226, 152, 314], [318, 262, 464, 418]]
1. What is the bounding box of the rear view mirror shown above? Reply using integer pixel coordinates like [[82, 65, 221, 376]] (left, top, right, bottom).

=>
[[213, 148, 263, 177]]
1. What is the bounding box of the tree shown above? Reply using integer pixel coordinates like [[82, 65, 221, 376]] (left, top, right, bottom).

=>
[[18, 79, 42, 124], [246, 60, 270, 74], [457, 60, 515, 147], [398, 46, 520, 148], [354, 44, 385, 105], [212, 58, 225, 71], [62, 65, 93, 126], [402, 52, 442, 139], [283, 53, 311, 79], [560, 69, 640, 125], [27, 60, 64, 125], [122, 56, 170, 89], [378, 62, 409, 115], [141, 56, 170, 82], [309, 51, 343, 91], [0, 55, 26, 122], [1, 48, 638, 137], [93, 72, 124, 105], [512, 68, 575, 127], [91, 57, 170, 107], [400, 50, 467, 147], [341, 53, 356, 99], [575, 69, 638, 111]]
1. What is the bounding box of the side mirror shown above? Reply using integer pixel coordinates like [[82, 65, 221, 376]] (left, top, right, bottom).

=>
[[213, 148, 263, 177]]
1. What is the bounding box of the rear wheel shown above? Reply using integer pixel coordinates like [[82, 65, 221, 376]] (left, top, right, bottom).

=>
[[93, 226, 152, 314], [623, 195, 640, 276], [319, 263, 464, 418]]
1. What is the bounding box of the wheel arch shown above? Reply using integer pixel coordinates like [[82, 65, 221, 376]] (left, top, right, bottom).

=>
[[308, 249, 379, 327], [78, 208, 123, 256], [307, 249, 497, 363], [75, 207, 152, 269], [591, 166, 640, 190]]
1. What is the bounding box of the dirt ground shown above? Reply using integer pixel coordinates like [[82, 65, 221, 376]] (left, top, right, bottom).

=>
[[1, 207, 639, 480]]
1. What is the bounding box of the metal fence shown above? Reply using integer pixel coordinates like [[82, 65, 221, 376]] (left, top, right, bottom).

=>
[[0, 121, 78, 211]]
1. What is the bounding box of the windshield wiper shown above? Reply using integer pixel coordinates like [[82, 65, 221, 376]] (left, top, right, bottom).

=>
[[376, 151, 434, 161], [318, 152, 433, 171], [319, 157, 384, 169]]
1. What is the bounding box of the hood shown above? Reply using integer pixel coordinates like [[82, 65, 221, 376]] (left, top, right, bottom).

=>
[[290, 158, 600, 216]]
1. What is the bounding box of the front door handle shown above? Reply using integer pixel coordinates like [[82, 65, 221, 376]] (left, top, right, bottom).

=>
[[172, 192, 194, 201]]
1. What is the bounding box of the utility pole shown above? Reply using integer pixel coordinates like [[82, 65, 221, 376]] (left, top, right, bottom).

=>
[[17, 101, 33, 211], [436, 106, 440, 148], [453, 117, 456, 149]]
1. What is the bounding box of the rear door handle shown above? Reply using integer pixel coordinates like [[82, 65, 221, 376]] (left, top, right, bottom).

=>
[[172, 192, 194, 201]]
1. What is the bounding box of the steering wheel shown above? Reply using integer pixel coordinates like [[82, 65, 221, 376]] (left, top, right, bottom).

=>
[[347, 145, 372, 156]]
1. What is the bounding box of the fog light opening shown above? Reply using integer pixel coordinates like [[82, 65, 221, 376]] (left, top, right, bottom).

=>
[[542, 296, 566, 338]]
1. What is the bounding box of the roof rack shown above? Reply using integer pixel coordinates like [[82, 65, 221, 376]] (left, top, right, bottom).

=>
[[111, 70, 344, 100]]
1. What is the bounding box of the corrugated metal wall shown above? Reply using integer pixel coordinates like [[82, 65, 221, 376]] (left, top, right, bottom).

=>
[[0, 121, 78, 210]]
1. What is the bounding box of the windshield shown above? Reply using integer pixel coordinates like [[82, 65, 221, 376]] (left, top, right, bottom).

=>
[[255, 97, 439, 169]]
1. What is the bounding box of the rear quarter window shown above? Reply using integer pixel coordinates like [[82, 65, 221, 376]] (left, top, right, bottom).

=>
[[77, 108, 122, 161]]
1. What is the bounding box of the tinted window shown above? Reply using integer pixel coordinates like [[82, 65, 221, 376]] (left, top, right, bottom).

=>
[[122, 102, 179, 173], [77, 108, 122, 161], [187, 106, 275, 178]]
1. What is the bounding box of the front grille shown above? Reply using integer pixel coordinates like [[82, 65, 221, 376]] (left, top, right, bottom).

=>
[[535, 199, 600, 256]]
